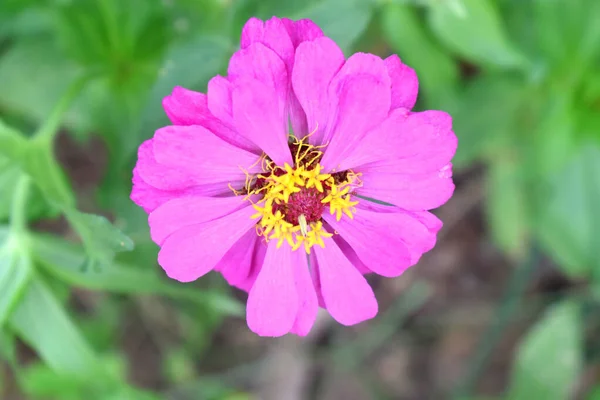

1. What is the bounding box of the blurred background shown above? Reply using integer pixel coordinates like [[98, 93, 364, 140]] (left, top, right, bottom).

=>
[[1, 0, 599, 399]]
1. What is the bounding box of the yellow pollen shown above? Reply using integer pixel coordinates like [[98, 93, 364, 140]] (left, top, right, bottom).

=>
[[322, 185, 359, 222], [302, 164, 330, 192], [233, 134, 360, 253]]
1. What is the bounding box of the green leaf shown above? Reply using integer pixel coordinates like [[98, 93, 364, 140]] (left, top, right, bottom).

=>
[[580, 70, 600, 111], [0, 227, 7, 244], [0, 238, 33, 327], [497, 0, 538, 60], [9, 278, 103, 379], [0, 1, 52, 39], [427, 0, 526, 68], [20, 362, 88, 400], [577, 107, 600, 145], [22, 139, 76, 209], [587, 386, 600, 400], [0, 121, 69, 223], [164, 348, 196, 384], [0, 162, 22, 221], [52, 0, 169, 147], [64, 210, 134, 270], [450, 75, 525, 166], [381, 2, 458, 108], [53, 0, 117, 67], [53, 0, 170, 68], [19, 356, 150, 400], [0, 119, 27, 161], [506, 301, 581, 400], [31, 234, 243, 316], [531, 0, 600, 68], [0, 329, 16, 363], [165, 0, 228, 37], [0, 38, 90, 132], [0, 159, 59, 223], [528, 93, 576, 175], [535, 144, 600, 277], [486, 158, 529, 257]]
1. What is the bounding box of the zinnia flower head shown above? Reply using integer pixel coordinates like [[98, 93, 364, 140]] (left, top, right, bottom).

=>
[[131, 17, 457, 337]]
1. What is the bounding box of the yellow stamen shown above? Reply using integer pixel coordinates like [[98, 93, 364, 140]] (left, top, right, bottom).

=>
[[235, 134, 361, 253]]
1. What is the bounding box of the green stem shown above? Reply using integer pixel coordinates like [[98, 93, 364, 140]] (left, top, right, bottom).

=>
[[10, 175, 32, 236], [33, 74, 91, 143]]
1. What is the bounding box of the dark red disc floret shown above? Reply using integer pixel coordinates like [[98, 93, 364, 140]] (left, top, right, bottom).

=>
[[273, 187, 326, 224]]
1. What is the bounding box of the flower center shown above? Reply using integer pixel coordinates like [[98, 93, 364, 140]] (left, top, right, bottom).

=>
[[233, 135, 360, 253]]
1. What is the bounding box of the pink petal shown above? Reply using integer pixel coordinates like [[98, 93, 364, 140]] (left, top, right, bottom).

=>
[[135, 139, 195, 191], [292, 37, 345, 143], [157, 205, 257, 282], [148, 195, 250, 245], [372, 111, 456, 173], [317, 52, 391, 171], [131, 165, 228, 213], [215, 228, 259, 289], [236, 241, 267, 292], [308, 252, 326, 308], [324, 202, 438, 274], [291, 253, 318, 336], [385, 55, 418, 111], [411, 211, 443, 234], [323, 207, 409, 277], [152, 125, 261, 186], [333, 235, 372, 275], [231, 78, 292, 166], [246, 241, 299, 337], [288, 90, 308, 139], [314, 238, 378, 326], [238, 18, 315, 138], [340, 109, 457, 173], [228, 42, 288, 114], [357, 163, 455, 211], [240, 17, 294, 71], [335, 108, 408, 170], [328, 52, 391, 93], [354, 201, 443, 241], [240, 17, 265, 47], [333, 109, 407, 170], [162, 86, 208, 126], [163, 86, 259, 153], [282, 18, 324, 47], [350, 200, 443, 253], [134, 139, 244, 192], [319, 74, 391, 172], [207, 76, 234, 126], [131, 167, 172, 213]]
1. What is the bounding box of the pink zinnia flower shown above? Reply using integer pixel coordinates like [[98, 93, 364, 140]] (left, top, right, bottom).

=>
[[131, 17, 457, 337]]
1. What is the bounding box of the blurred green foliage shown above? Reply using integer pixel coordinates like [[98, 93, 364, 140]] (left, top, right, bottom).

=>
[[0, 0, 599, 398]]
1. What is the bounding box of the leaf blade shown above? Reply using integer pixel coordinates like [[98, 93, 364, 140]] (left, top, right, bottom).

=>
[[9, 278, 102, 378], [427, 0, 526, 68], [506, 301, 582, 400]]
